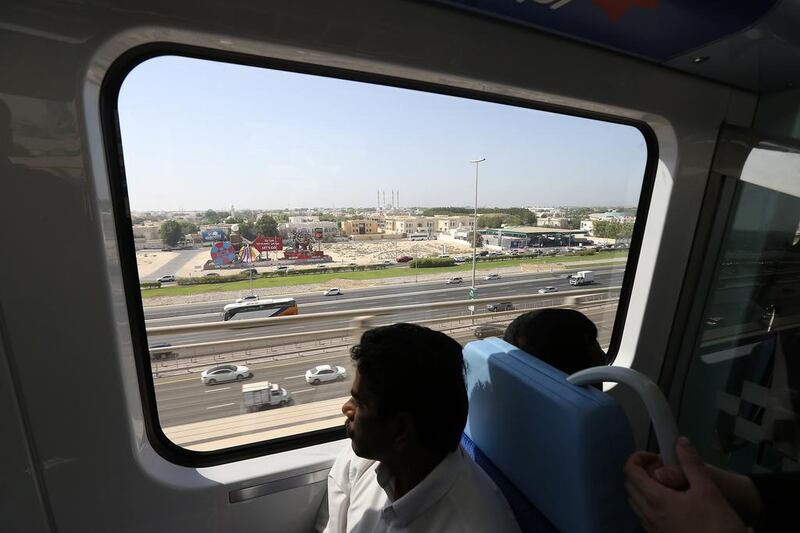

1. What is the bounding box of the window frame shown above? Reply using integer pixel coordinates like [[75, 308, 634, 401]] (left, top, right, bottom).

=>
[[100, 42, 658, 467]]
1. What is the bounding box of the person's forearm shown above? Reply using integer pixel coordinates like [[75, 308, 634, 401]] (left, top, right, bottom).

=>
[[705, 464, 764, 527]]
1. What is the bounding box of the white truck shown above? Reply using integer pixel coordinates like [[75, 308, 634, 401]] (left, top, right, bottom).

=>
[[242, 381, 292, 412], [569, 270, 595, 286]]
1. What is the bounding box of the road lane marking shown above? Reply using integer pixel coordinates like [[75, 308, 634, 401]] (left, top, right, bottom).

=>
[[294, 388, 315, 394], [207, 403, 236, 410], [204, 387, 231, 393], [285, 374, 306, 379]]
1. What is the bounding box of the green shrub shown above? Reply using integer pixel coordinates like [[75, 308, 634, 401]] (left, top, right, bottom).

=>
[[409, 257, 456, 268], [140, 281, 162, 289]]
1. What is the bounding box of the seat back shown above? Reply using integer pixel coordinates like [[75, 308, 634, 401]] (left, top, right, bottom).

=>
[[463, 338, 639, 533]]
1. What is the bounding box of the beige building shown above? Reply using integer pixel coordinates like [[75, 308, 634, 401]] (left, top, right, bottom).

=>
[[434, 215, 474, 233], [132, 224, 163, 250], [385, 215, 474, 236], [342, 219, 380, 235]]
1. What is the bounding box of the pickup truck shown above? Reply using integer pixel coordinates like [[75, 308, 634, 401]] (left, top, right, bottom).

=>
[[243, 381, 292, 412]]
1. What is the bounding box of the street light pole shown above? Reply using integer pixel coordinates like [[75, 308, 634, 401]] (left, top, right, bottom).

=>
[[469, 158, 485, 316]]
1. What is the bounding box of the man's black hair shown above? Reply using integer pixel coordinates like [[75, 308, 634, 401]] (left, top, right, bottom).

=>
[[503, 308, 607, 375], [350, 323, 467, 457]]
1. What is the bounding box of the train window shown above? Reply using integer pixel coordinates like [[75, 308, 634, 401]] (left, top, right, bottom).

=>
[[110, 53, 651, 461], [677, 145, 800, 474]]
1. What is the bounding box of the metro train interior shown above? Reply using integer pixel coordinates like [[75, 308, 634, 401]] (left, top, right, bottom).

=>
[[3, 0, 800, 531]]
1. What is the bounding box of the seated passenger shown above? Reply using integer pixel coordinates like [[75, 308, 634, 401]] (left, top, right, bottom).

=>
[[503, 308, 608, 375], [323, 323, 521, 533]]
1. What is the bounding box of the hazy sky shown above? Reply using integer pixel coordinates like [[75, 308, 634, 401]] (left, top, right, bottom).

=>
[[118, 56, 647, 211]]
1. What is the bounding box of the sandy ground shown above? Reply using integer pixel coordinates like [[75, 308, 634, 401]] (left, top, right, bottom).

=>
[[322, 239, 474, 264], [136, 251, 179, 278]]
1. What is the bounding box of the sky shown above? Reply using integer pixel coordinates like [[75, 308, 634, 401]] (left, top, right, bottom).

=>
[[118, 56, 647, 211]]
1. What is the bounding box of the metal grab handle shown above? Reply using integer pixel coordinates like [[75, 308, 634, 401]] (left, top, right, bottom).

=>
[[566, 367, 679, 465]]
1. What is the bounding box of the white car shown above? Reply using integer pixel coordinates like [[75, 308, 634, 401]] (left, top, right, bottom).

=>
[[323, 288, 342, 296], [305, 364, 347, 385], [200, 364, 251, 385], [483, 273, 500, 281], [382, 260, 392, 265], [236, 294, 258, 303], [156, 274, 175, 283], [538, 286, 558, 294], [446, 276, 463, 285]]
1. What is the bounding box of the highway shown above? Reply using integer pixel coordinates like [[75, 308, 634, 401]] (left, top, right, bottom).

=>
[[143, 265, 625, 320], [145, 268, 625, 348], [154, 304, 619, 444]]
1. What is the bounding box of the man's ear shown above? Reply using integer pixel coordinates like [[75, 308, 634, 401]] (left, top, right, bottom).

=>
[[392, 412, 415, 451]]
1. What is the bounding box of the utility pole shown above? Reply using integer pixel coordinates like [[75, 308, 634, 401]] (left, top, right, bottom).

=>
[[469, 158, 485, 321]]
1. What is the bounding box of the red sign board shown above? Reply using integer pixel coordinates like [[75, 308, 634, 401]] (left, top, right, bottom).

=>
[[252, 236, 283, 252]]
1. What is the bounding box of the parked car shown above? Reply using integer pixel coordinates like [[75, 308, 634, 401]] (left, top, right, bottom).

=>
[[156, 274, 175, 283], [148, 342, 176, 360], [324, 288, 342, 296], [483, 273, 501, 281], [396, 255, 413, 263], [453, 256, 467, 263], [382, 260, 393, 265], [204, 272, 220, 277], [473, 324, 505, 339], [305, 364, 347, 385], [478, 251, 489, 256], [240, 268, 258, 276], [316, 263, 328, 268], [200, 364, 252, 385], [236, 294, 258, 303], [486, 302, 514, 312], [538, 286, 558, 294], [276, 265, 289, 271], [446, 276, 463, 285]]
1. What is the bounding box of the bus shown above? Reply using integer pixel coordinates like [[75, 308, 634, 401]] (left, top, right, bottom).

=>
[[4, 1, 799, 532], [222, 298, 299, 321]]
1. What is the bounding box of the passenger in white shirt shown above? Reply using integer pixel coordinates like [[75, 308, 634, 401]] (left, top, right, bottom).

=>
[[321, 323, 521, 533]]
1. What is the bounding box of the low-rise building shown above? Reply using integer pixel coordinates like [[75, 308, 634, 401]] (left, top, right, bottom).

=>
[[341, 219, 380, 235], [279, 220, 339, 238], [536, 217, 571, 229], [132, 223, 163, 249]]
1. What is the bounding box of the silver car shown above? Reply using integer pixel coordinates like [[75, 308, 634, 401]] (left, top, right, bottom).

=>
[[200, 364, 252, 385]]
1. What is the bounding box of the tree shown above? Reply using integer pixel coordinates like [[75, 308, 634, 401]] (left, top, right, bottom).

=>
[[159, 220, 184, 246], [466, 231, 484, 248], [237, 220, 257, 240], [254, 214, 279, 236], [478, 215, 505, 229], [177, 220, 199, 234]]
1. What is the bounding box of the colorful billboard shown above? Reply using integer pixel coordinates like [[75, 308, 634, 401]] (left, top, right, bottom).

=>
[[210, 241, 236, 265], [201, 228, 226, 241], [252, 235, 283, 252]]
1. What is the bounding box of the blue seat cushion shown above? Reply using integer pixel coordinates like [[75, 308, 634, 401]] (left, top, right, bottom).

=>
[[463, 338, 639, 533], [461, 433, 558, 533]]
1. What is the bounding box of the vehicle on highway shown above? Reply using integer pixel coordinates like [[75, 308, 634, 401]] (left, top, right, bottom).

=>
[[243, 381, 292, 412], [486, 302, 514, 312], [148, 342, 176, 360], [323, 288, 342, 296], [483, 273, 501, 281], [305, 364, 347, 385], [396, 255, 413, 263], [569, 271, 595, 286], [473, 324, 506, 339], [446, 276, 463, 285], [235, 294, 259, 303], [222, 298, 299, 321], [538, 287, 558, 294], [200, 364, 252, 385], [156, 274, 175, 283]]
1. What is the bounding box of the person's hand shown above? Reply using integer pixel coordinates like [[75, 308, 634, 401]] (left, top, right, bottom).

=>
[[624, 437, 746, 533]]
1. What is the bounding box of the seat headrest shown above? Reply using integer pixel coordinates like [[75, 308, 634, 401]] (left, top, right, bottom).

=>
[[463, 338, 638, 533]]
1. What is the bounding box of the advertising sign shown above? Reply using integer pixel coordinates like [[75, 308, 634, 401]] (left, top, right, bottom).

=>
[[252, 235, 283, 252], [210, 241, 236, 265], [201, 228, 226, 242], [314, 227, 323, 240]]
